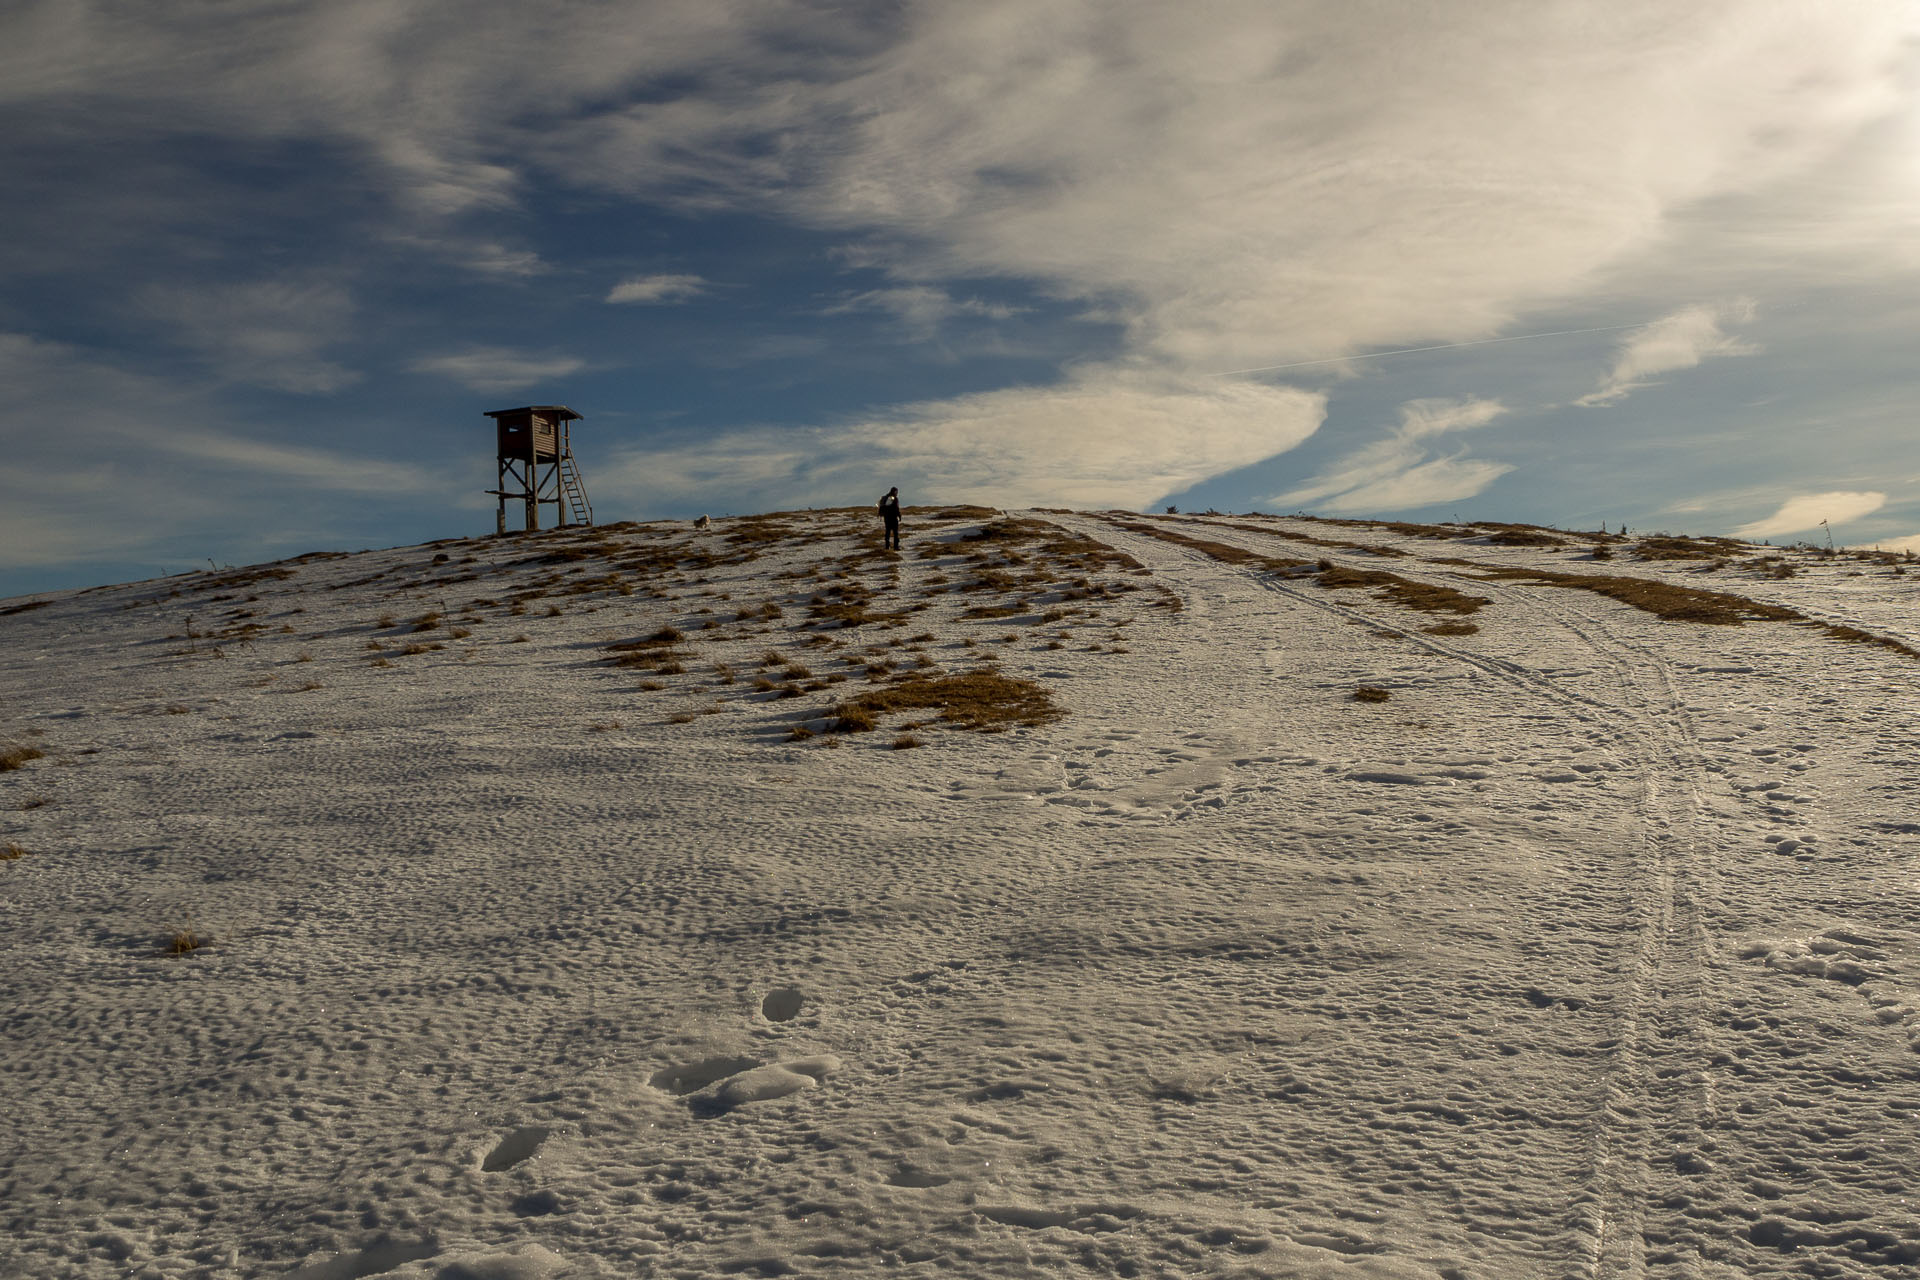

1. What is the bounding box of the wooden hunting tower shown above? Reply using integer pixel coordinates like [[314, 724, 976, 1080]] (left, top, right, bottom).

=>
[[485, 405, 592, 533]]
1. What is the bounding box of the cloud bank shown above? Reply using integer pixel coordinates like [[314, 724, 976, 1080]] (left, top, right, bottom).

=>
[[4, 0, 1907, 511], [1735, 491, 1886, 539], [0, 0, 1913, 568]]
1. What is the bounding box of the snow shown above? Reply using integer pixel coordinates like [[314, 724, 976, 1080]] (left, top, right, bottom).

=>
[[4, 508, 1920, 1278]]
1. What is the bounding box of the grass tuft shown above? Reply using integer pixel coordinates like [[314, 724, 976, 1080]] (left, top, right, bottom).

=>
[[1, 841, 28, 860], [830, 669, 1062, 733], [1, 744, 47, 771], [165, 924, 207, 956], [1352, 686, 1391, 703]]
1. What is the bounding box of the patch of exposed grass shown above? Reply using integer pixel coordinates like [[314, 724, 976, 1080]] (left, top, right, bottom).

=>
[[1317, 566, 1489, 616], [1821, 623, 1920, 660], [1, 744, 47, 771], [1352, 686, 1391, 703], [165, 923, 207, 955], [1, 841, 28, 860], [830, 669, 1062, 733], [1634, 535, 1749, 561], [1441, 562, 1798, 626], [892, 733, 924, 749], [1422, 621, 1480, 636], [1110, 517, 1486, 616]]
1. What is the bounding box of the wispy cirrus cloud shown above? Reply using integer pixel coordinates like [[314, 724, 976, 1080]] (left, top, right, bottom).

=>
[[408, 348, 585, 393], [606, 273, 708, 304], [599, 367, 1325, 512], [138, 278, 361, 394], [0, 331, 439, 573], [823, 287, 1024, 339], [1735, 491, 1886, 538], [1271, 397, 1511, 514], [1577, 300, 1760, 407]]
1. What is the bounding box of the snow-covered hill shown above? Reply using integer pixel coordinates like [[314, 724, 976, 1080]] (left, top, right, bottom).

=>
[[5, 508, 1919, 1280]]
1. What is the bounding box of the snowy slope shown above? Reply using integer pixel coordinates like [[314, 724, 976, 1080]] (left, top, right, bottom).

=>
[[3, 509, 1919, 1280]]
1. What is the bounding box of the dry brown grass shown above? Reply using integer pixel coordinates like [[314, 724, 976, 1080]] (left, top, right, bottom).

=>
[[1110, 517, 1487, 616], [1, 841, 28, 860], [892, 733, 924, 749], [830, 669, 1062, 733], [1422, 621, 1480, 637], [1352, 686, 1391, 703], [1317, 566, 1489, 615], [165, 924, 206, 956], [1442, 561, 1798, 626], [2, 744, 48, 771], [1820, 623, 1920, 659], [1634, 535, 1749, 561]]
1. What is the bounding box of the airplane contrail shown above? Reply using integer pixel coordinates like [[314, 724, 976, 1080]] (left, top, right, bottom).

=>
[[1210, 322, 1644, 378]]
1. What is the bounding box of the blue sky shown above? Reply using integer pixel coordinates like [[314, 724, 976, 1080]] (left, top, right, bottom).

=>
[[3, 1, 1919, 597]]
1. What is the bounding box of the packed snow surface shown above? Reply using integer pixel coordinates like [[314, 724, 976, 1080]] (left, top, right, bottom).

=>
[[4, 508, 1920, 1279]]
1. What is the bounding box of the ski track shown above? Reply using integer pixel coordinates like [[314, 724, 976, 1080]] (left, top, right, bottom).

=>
[[3, 510, 1920, 1279]]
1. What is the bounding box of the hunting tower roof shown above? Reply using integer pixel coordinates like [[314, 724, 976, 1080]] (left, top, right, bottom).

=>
[[484, 405, 581, 422]]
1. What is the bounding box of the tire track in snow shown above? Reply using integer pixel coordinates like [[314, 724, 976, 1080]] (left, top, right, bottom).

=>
[[1084, 514, 1723, 1280]]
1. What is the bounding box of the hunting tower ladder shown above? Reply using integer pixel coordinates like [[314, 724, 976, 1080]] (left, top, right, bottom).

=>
[[485, 405, 592, 533]]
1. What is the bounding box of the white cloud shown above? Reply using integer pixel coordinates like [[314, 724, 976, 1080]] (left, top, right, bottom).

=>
[[567, 3, 1906, 367], [1271, 397, 1509, 513], [598, 366, 1325, 512], [1314, 457, 1516, 516], [606, 273, 708, 304], [1734, 491, 1886, 538], [408, 348, 585, 393], [0, 331, 442, 575], [1577, 300, 1759, 406], [138, 278, 360, 394], [824, 287, 1023, 338]]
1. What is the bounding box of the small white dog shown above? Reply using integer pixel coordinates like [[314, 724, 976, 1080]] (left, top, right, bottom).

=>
[[693, 514, 712, 530]]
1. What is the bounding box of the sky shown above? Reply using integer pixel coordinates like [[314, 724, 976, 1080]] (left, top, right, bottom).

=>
[[3, 1, 1919, 597]]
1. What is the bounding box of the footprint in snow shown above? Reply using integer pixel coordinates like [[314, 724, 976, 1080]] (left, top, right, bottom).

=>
[[650, 1054, 843, 1116]]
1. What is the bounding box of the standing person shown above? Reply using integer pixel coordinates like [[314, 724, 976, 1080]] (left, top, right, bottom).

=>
[[878, 486, 902, 551]]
